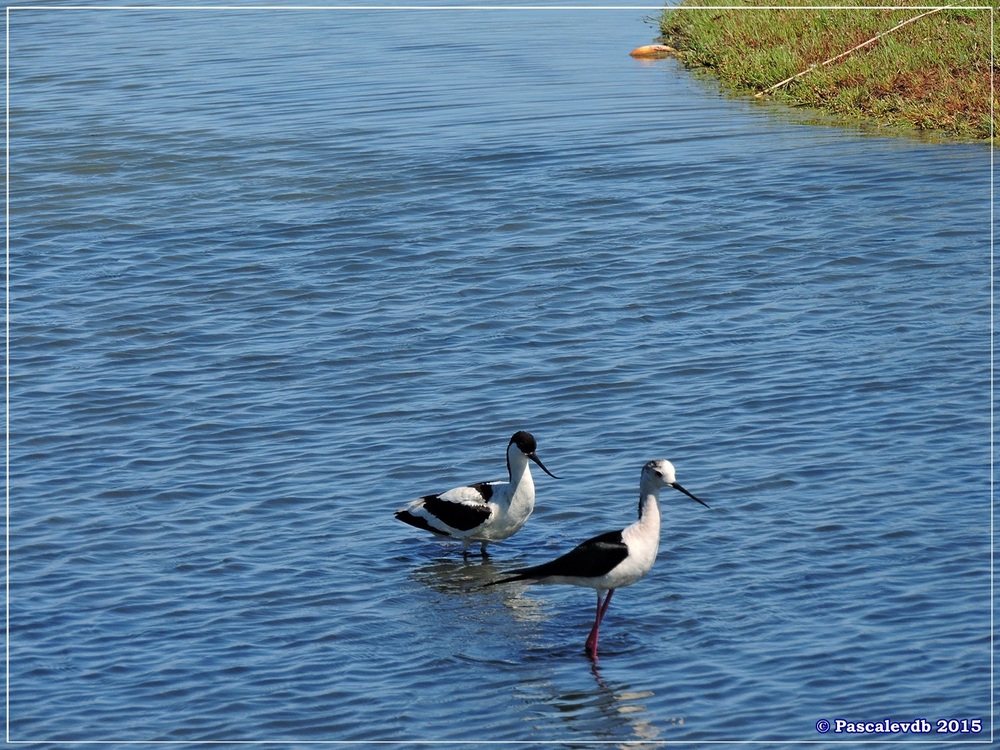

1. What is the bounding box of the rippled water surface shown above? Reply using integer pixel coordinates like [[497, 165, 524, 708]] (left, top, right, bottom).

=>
[[8, 4, 991, 745]]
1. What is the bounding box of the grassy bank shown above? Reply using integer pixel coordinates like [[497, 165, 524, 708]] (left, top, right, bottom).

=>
[[658, 1, 995, 140]]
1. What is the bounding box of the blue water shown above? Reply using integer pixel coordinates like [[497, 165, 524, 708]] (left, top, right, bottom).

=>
[[8, 4, 991, 745]]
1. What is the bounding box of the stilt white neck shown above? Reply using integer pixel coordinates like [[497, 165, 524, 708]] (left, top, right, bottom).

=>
[[637, 489, 661, 532]]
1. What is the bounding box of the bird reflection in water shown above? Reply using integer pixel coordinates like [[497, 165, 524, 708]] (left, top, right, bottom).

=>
[[540, 662, 668, 746]]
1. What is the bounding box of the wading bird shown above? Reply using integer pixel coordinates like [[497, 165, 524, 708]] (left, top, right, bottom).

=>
[[489, 459, 708, 660], [395, 431, 559, 557]]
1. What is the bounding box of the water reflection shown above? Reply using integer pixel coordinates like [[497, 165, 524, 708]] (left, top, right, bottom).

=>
[[589, 663, 664, 746], [407, 554, 498, 594], [409, 559, 669, 745], [589, 664, 664, 747], [407, 554, 550, 624], [519, 661, 667, 746]]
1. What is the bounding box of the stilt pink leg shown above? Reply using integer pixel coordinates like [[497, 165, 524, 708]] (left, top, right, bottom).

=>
[[584, 589, 615, 660], [598, 589, 615, 622], [584, 591, 603, 659]]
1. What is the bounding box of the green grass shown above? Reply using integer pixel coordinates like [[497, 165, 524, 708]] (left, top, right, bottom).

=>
[[658, 1, 995, 140]]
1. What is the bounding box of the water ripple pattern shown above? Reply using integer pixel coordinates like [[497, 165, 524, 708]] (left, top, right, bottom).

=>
[[8, 6, 990, 744]]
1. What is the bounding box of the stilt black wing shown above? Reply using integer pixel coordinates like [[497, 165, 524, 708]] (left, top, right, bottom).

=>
[[500, 530, 628, 582]]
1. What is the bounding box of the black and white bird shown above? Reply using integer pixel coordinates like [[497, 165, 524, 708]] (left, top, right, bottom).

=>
[[488, 459, 708, 660], [394, 431, 559, 557]]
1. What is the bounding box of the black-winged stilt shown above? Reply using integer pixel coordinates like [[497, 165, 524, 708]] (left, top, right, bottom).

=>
[[394, 431, 559, 557], [488, 459, 708, 660]]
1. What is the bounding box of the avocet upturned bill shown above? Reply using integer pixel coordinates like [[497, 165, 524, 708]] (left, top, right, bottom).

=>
[[488, 459, 708, 660], [394, 431, 559, 557]]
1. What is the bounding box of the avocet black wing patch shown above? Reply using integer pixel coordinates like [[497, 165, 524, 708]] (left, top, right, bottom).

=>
[[394, 508, 451, 536], [422, 492, 493, 531]]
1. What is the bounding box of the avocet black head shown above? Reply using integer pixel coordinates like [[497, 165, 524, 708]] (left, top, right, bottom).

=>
[[643, 459, 709, 508], [509, 430, 559, 479]]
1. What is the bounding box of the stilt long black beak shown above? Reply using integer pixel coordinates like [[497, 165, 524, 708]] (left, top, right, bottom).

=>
[[672, 482, 709, 508], [529, 452, 560, 479]]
